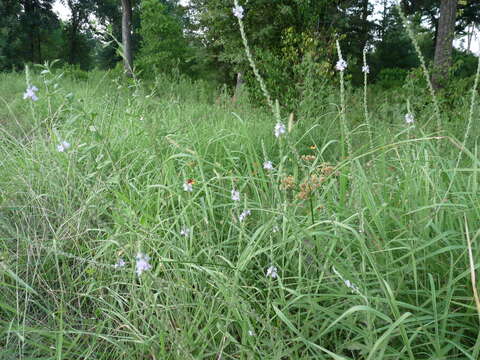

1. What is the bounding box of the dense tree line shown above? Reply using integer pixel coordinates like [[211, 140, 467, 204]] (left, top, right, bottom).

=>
[[1, 0, 479, 97]]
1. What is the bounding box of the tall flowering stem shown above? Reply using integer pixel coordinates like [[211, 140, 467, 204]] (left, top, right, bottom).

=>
[[336, 40, 352, 160], [233, 0, 279, 122], [362, 47, 373, 150], [396, 4, 442, 133]]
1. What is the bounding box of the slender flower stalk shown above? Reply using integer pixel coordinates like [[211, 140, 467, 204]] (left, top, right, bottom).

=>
[[396, 4, 441, 133], [332, 266, 361, 295], [336, 40, 352, 160], [362, 47, 373, 149], [233, 0, 279, 122]]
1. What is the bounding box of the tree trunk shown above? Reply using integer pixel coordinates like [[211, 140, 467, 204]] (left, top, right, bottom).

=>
[[121, 0, 133, 76], [432, 0, 458, 89], [232, 72, 244, 104]]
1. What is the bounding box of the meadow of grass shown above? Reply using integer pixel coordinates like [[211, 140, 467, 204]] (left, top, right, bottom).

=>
[[1, 61, 480, 359]]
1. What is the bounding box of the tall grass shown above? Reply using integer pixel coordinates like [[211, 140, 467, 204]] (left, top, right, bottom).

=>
[[0, 52, 479, 360]]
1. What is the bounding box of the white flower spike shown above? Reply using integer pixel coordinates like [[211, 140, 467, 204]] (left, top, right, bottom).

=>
[[362, 65, 370, 74], [180, 228, 191, 237]]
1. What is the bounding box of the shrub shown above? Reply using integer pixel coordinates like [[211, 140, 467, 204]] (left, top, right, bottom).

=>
[[376, 67, 409, 89]]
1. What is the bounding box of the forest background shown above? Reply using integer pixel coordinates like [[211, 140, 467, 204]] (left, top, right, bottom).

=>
[[2, 0, 480, 103]]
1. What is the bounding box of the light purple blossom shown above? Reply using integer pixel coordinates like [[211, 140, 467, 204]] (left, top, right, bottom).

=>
[[231, 189, 240, 202], [239, 209, 251, 222], [405, 113, 414, 124], [23, 85, 39, 101], [274, 123, 286, 138], [135, 252, 151, 276], [335, 59, 347, 72], [263, 161, 273, 171], [114, 258, 126, 268], [180, 228, 191, 237], [332, 266, 361, 294], [266, 266, 278, 279], [232, 5, 244, 19], [362, 65, 370, 74], [57, 141, 71, 152]]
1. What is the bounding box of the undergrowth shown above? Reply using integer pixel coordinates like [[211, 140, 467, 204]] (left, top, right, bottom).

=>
[[0, 53, 480, 360]]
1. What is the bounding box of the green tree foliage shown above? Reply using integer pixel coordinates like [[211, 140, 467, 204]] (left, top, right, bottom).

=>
[[185, 0, 377, 107], [0, 1, 23, 69], [137, 0, 190, 76], [0, 0, 97, 71], [0, 0, 63, 70], [371, 6, 421, 76], [60, 0, 96, 69], [19, 0, 59, 64]]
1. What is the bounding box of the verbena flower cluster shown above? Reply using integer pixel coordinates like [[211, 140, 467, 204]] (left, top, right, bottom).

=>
[[232, 5, 244, 19], [266, 266, 278, 279], [263, 161, 273, 171], [335, 59, 347, 72], [24, 85, 39, 101], [57, 141, 71, 152], [405, 113, 415, 124], [239, 209, 251, 222], [274, 123, 286, 138], [135, 253, 151, 276], [180, 228, 191, 237], [231, 189, 240, 201]]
